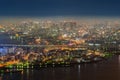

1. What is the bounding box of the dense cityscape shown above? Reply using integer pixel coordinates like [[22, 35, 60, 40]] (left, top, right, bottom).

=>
[[0, 18, 119, 69], [1, 0, 120, 79]]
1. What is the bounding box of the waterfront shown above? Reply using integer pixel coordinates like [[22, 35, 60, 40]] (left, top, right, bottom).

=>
[[0, 55, 120, 80]]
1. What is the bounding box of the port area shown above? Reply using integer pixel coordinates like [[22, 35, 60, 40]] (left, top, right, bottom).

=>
[[0, 53, 115, 77], [0, 56, 106, 70], [0, 49, 114, 72]]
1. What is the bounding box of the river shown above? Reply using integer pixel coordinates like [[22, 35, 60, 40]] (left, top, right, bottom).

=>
[[0, 55, 120, 80]]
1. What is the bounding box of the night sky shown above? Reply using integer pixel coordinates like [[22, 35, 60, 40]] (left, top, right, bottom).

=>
[[0, 0, 120, 17]]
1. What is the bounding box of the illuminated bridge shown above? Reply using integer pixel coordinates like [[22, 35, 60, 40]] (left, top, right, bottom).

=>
[[0, 44, 88, 48]]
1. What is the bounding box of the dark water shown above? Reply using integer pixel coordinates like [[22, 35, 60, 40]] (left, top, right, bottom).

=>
[[0, 33, 19, 44], [1, 55, 120, 80]]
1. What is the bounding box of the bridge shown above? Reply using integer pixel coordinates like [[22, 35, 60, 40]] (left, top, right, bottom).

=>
[[0, 44, 53, 47], [0, 44, 88, 48]]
